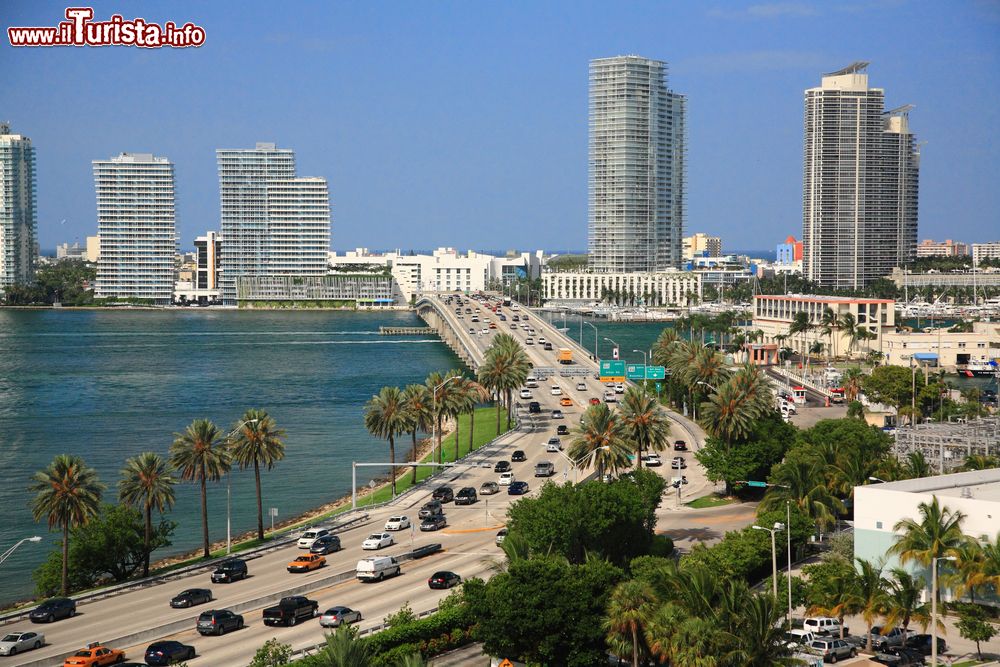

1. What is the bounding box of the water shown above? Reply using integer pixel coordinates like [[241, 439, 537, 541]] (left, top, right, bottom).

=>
[[0, 309, 462, 606]]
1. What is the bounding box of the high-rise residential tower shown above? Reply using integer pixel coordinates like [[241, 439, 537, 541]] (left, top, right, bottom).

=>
[[93, 153, 177, 305], [588, 56, 686, 273], [802, 62, 920, 289], [0, 123, 38, 295], [217, 143, 331, 305]]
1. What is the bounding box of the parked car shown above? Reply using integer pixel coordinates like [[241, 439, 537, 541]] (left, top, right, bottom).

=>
[[30, 597, 76, 623], [867, 626, 906, 650], [673, 440, 688, 451], [319, 606, 362, 628], [479, 481, 500, 495], [495, 528, 508, 545], [169, 588, 213, 608], [297, 527, 330, 549], [420, 514, 448, 531], [511, 450, 527, 462], [287, 553, 326, 573], [807, 638, 856, 662], [455, 487, 478, 505], [196, 609, 243, 636], [418, 500, 443, 518], [551, 409, 564, 419], [499, 471, 515, 485], [803, 616, 846, 637], [143, 640, 195, 665], [384, 515, 410, 531], [428, 571, 462, 589], [362, 532, 394, 550], [62, 642, 125, 666], [432, 486, 454, 503], [508, 481, 530, 495], [872, 647, 926, 666], [262, 596, 319, 627], [556, 424, 570, 435], [903, 634, 946, 656], [641, 454, 662, 467], [310, 534, 342, 555], [534, 461, 555, 477], [210, 558, 248, 583], [784, 629, 815, 650], [494, 460, 512, 473], [671, 457, 687, 469], [0, 631, 44, 657]]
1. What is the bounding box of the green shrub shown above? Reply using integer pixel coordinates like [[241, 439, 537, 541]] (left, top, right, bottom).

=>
[[362, 604, 470, 655]]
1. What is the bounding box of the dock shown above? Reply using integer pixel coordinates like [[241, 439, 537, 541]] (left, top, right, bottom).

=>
[[379, 326, 436, 335]]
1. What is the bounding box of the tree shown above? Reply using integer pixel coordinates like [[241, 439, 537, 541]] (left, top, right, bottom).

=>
[[401, 384, 433, 484], [788, 311, 813, 367], [819, 307, 840, 359], [605, 579, 656, 667], [760, 458, 844, 531], [619, 387, 671, 468], [248, 638, 292, 667], [955, 603, 998, 660], [228, 410, 286, 541], [862, 365, 913, 409], [883, 568, 929, 643], [118, 451, 176, 576], [364, 387, 409, 496], [425, 370, 463, 463], [569, 404, 632, 480], [842, 367, 864, 402], [803, 556, 860, 639], [308, 624, 372, 666], [696, 412, 796, 496], [852, 558, 890, 653], [889, 497, 966, 599], [170, 419, 230, 558], [478, 335, 530, 434], [463, 378, 490, 455], [448, 374, 474, 461], [30, 454, 105, 595]]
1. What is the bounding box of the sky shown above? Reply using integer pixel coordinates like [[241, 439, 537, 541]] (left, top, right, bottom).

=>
[[3, 0, 999, 254]]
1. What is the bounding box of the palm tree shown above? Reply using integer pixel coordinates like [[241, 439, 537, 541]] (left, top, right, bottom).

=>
[[819, 307, 840, 360], [477, 335, 529, 434], [364, 386, 409, 496], [118, 452, 176, 576], [619, 387, 671, 468], [979, 531, 1000, 591], [889, 497, 966, 599], [839, 313, 860, 357], [401, 384, 433, 484], [842, 367, 864, 402], [605, 579, 657, 667], [652, 327, 681, 367], [761, 458, 844, 531], [463, 378, 491, 455], [425, 370, 462, 464], [30, 455, 105, 595], [569, 404, 631, 479], [902, 451, 933, 479], [723, 592, 799, 666], [228, 409, 286, 541], [948, 536, 986, 604], [170, 419, 230, 558], [788, 311, 812, 368], [310, 624, 372, 666], [806, 563, 860, 640], [883, 567, 930, 643], [447, 374, 473, 461], [852, 558, 890, 653]]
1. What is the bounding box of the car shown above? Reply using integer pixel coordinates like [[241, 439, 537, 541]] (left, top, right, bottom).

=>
[[210, 558, 248, 583], [420, 514, 448, 531], [803, 616, 846, 637], [509, 323, 518, 329], [511, 450, 527, 462], [534, 461, 555, 477], [671, 457, 687, 469], [559, 397, 573, 406], [169, 588, 213, 608], [418, 500, 443, 518], [196, 609, 244, 635], [604, 391, 617, 403], [287, 553, 326, 572], [544, 342, 554, 351], [872, 647, 926, 666], [455, 487, 478, 505], [519, 388, 533, 399], [867, 626, 906, 651], [0, 631, 44, 657], [479, 481, 500, 495], [576, 382, 587, 391], [641, 454, 662, 467], [525, 337, 534, 345], [362, 532, 395, 550], [589, 397, 601, 405], [499, 471, 515, 485], [525, 379, 539, 388], [528, 401, 541, 413], [903, 634, 946, 656], [494, 460, 512, 473], [428, 571, 462, 589], [807, 638, 856, 662], [432, 486, 454, 503], [550, 385, 562, 396], [263, 596, 319, 626], [784, 629, 815, 650], [674, 440, 688, 451], [546, 441, 562, 453], [512, 315, 520, 321], [30, 597, 76, 623], [495, 528, 508, 545], [508, 481, 530, 495], [297, 527, 330, 549], [556, 424, 569, 435], [538, 337, 547, 345], [615, 383, 625, 394], [468, 327, 475, 333], [310, 534, 342, 555], [143, 640, 195, 665], [384, 515, 411, 531], [319, 606, 362, 628], [481, 328, 489, 335], [62, 642, 126, 666], [551, 409, 564, 419]]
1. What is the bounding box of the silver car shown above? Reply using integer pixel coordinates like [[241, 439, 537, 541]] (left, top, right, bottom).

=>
[[319, 606, 362, 628], [479, 481, 500, 495], [0, 631, 44, 656]]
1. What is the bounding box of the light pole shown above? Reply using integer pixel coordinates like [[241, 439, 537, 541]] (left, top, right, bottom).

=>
[[557, 446, 609, 484], [0, 536, 42, 566], [752, 522, 785, 599], [868, 476, 887, 484], [931, 555, 956, 667], [603, 337, 619, 364], [224, 418, 259, 554], [432, 375, 461, 464], [741, 480, 794, 628], [584, 322, 598, 361]]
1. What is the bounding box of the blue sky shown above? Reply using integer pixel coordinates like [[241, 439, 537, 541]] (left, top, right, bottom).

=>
[[3, 0, 998, 253]]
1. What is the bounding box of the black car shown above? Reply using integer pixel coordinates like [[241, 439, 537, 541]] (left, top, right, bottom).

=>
[[556, 425, 569, 435], [144, 640, 195, 665], [169, 588, 213, 608], [511, 450, 527, 462], [432, 486, 454, 503], [29, 597, 76, 623], [528, 401, 541, 413], [903, 634, 946, 656], [420, 514, 448, 531], [494, 460, 512, 473], [210, 558, 248, 583], [418, 500, 443, 519], [455, 487, 478, 505], [873, 647, 926, 666], [196, 609, 244, 636], [310, 534, 342, 555], [508, 481, 530, 495], [673, 440, 688, 451], [427, 571, 462, 589]]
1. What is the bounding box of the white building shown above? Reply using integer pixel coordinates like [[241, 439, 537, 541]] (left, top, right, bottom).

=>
[[0, 123, 38, 294], [217, 143, 331, 305], [752, 294, 895, 358], [55, 242, 87, 260], [542, 270, 701, 307], [174, 231, 223, 305], [882, 321, 1000, 369], [683, 233, 721, 260], [972, 241, 1000, 267], [93, 153, 177, 305]]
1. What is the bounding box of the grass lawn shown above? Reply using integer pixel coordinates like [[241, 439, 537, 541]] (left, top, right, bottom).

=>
[[685, 494, 736, 509], [951, 661, 987, 667]]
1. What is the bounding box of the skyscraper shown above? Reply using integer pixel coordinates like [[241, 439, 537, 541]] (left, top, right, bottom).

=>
[[93, 153, 177, 305], [588, 56, 686, 273], [0, 123, 38, 295], [217, 143, 331, 305], [802, 62, 920, 289]]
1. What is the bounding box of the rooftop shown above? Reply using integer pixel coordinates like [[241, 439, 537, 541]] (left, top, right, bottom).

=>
[[869, 468, 1000, 503]]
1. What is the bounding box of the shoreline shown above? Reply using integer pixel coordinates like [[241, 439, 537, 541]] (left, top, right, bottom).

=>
[[0, 305, 412, 312]]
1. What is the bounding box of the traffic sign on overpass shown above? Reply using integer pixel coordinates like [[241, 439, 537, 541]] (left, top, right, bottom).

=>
[[626, 365, 667, 381], [600, 360, 626, 381]]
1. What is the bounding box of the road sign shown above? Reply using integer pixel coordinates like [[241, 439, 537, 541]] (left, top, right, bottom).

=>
[[744, 481, 769, 488], [599, 360, 625, 381], [626, 364, 646, 381], [646, 366, 666, 380], [626, 365, 667, 380]]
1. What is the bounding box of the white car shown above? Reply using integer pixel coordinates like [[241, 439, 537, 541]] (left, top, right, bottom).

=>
[[615, 383, 626, 394], [546, 441, 562, 453], [0, 631, 44, 657], [362, 532, 395, 550], [520, 389, 533, 399], [525, 338, 534, 345], [604, 390, 617, 403], [384, 516, 410, 531], [550, 385, 562, 396], [297, 527, 330, 549], [576, 382, 587, 391], [481, 328, 489, 335], [537, 337, 547, 345], [525, 380, 538, 388], [498, 471, 515, 485]]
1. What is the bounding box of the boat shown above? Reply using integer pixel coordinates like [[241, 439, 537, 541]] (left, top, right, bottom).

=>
[[960, 360, 999, 378]]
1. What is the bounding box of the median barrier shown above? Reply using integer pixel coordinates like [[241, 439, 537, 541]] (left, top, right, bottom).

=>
[[408, 543, 442, 559]]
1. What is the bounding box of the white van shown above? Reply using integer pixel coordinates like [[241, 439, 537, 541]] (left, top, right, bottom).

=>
[[356, 556, 401, 582], [802, 616, 844, 636]]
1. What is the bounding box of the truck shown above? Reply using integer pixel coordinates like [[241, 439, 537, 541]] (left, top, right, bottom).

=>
[[262, 596, 319, 626], [356, 556, 401, 582], [557, 348, 572, 364]]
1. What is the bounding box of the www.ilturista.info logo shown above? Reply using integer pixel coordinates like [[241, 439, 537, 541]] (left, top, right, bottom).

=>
[[7, 7, 206, 48]]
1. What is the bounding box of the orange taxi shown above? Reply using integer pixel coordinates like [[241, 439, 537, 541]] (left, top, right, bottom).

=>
[[63, 642, 125, 666], [559, 397, 573, 407], [287, 553, 326, 573]]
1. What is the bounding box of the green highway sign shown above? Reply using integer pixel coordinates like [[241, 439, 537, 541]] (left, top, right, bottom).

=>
[[600, 360, 626, 381], [626, 364, 645, 381], [625, 365, 667, 381], [646, 366, 666, 380], [744, 481, 769, 488]]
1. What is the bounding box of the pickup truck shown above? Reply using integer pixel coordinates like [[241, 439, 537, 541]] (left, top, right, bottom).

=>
[[262, 596, 319, 627]]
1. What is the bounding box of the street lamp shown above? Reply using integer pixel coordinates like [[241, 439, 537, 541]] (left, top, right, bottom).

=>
[[752, 522, 785, 599], [603, 337, 619, 363], [931, 555, 956, 667], [696, 380, 718, 392], [868, 476, 887, 484], [0, 536, 42, 566], [557, 446, 609, 484], [741, 481, 794, 629], [584, 322, 598, 361], [224, 418, 259, 554]]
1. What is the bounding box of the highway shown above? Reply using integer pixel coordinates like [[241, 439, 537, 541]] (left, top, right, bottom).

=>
[[3, 294, 714, 667]]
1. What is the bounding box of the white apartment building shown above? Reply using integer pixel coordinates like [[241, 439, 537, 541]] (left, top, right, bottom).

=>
[[682, 233, 721, 260], [802, 63, 919, 289], [588, 56, 686, 273], [93, 153, 177, 305], [217, 143, 330, 305], [0, 123, 37, 294], [752, 294, 895, 358], [972, 241, 1000, 266], [542, 270, 701, 307]]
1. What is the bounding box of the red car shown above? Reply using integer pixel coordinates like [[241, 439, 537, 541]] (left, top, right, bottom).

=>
[[589, 397, 601, 406]]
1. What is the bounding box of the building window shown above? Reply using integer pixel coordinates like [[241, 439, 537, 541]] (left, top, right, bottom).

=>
[[876, 521, 883, 530]]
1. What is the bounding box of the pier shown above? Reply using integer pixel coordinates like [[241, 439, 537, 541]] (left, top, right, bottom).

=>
[[379, 326, 436, 335]]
